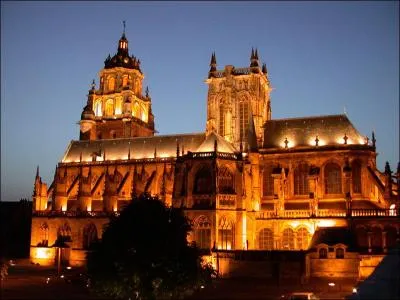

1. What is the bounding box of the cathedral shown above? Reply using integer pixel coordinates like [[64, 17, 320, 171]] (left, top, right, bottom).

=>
[[30, 30, 399, 279]]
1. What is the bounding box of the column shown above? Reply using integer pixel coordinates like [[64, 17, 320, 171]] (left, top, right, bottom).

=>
[[367, 231, 372, 253], [382, 231, 387, 253]]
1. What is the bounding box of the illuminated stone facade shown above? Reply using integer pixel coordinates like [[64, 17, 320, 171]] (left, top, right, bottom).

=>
[[30, 31, 399, 279]]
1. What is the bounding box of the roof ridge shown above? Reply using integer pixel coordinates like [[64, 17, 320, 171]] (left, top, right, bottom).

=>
[[269, 114, 347, 122], [72, 132, 205, 143]]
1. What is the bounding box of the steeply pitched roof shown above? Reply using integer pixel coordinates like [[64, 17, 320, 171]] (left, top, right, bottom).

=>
[[196, 131, 237, 153], [61, 133, 205, 163], [309, 227, 358, 251], [263, 114, 366, 149]]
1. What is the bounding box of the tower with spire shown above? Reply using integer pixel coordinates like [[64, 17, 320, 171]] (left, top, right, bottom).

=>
[[79, 23, 155, 141], [205, 49, 272, 150]]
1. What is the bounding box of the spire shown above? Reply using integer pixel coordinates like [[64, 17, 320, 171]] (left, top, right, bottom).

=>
[[145, 86, 150, 98], [250, 47, 260, 69], [36, 165, 40, 179], [385, 161, 392, 175], [262, 63, 268, 75], [208, 52, 217, 78], [372, 130, 376, 148], [118, 21, 129, 55]]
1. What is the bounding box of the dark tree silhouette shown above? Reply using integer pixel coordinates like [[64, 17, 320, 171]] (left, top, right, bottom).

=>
[[87, 193, 214, 299]]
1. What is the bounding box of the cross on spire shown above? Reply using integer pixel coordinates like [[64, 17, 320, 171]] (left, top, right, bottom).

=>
[[123, 20, 126, 35]]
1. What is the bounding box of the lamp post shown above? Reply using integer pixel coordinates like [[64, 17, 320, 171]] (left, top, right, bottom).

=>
[[57, 247, 61, 277]]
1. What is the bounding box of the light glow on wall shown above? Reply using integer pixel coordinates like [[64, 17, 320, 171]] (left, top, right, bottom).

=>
[[62, 204, 67, 212], [316, 219, 336, 227], [308, 137, 326, 146], [242, 214, 247, 249], [254, 201, 260, 211], [35, 247, 52, 259], [291, 221, 299, 228]]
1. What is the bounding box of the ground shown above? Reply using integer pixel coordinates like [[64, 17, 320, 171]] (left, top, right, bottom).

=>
[[1, 259, 360, 300]]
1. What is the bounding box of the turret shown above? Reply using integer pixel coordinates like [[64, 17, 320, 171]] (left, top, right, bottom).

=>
[[32, 166, 48, 211], [250, 48, 260, 71], [384, 161, 393, 200], [208, 52, 217, 78], [80, 80, 96, 140]]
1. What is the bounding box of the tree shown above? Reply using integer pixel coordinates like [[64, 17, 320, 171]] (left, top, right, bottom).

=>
[[87, 194, 215, 299]]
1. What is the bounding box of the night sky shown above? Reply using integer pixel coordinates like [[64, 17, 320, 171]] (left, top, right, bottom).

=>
[[1, 2, 399, 201]]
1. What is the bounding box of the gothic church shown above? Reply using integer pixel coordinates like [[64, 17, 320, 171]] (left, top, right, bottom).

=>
[[31, 31, 399, 279]]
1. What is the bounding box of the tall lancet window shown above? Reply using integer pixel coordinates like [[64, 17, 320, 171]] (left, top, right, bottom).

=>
[[219, 109, 225, 136], [239, 101, 249, 141], [94, 100, 102, 117], [294, 163, 310, 195]]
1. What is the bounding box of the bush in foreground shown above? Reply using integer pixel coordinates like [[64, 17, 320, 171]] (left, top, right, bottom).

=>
[[87, 194, 214, 299]]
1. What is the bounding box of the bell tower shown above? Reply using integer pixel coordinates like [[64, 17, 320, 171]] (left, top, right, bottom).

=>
[[80, 24, 155, 140], [205, 49, 272, 150]]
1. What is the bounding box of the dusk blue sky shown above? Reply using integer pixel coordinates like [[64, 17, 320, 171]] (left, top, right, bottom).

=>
[[1, 2, 399, 201]]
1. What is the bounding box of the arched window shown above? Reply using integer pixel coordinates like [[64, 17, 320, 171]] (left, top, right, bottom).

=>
[[219, 109, 225, 136], [105, 99, 114, 117], [319, 248, 327, 259], [122, 76, 128, 87], [194, 216, 211, 249], [352, 160, 362, 194], [282, 228, 295, 250], [115, 98, 122, 115], [83, 223, 98, 250], [371, 227, 383, 250], [193, 166, 212, 194], [218, 167, 234, 194], [141, 104, 148, 122], [336, 247, 345, 259], [384, 226, 398, 249], [132, 102, 141, 119], [94, 100, 102, 117], [324, 162, 342, 194], [296, 227, 310, 250], [294, 163, 309, 195], [262, 165, 274, 197], [218, 216, 234, 250], [258, 228, 274, 250], [239, 101, 249, 142], [355, 226, 368, 250], [108, 77, 115, 91], [57, 223, 72, 243], [38, 223, 49, 246]]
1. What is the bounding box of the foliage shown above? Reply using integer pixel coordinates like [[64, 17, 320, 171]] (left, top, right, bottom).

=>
[[0, 258, 8, 281], [87, 193, 215, 299]]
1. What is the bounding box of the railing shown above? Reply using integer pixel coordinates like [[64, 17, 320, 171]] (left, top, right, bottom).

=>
[[316, 209, 346, 217], [188, 152, 238, 160], [33, 210, 120, 218], [351, 208, 398, 217], [255, 208, 398, 219], [217, 194, 236, 208], [282, 210, 310, 218], [190, 152, 214, 158], [232, 67, 251, 75]]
